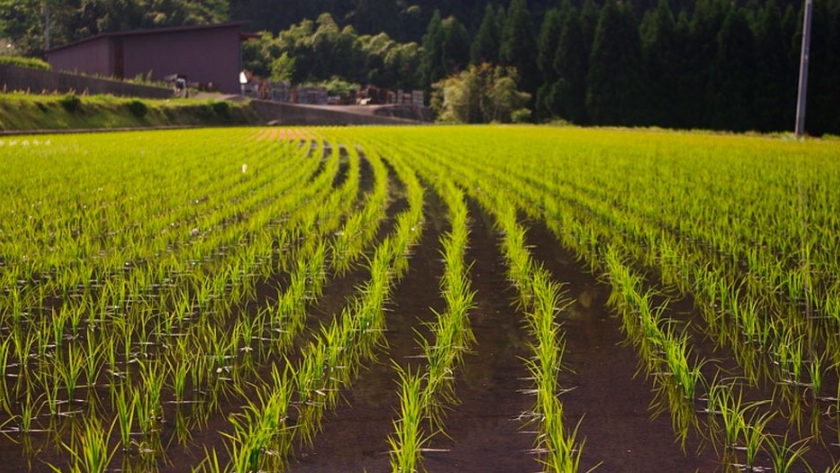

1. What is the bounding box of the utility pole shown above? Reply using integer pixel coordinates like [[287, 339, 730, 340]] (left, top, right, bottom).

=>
[[44, 2, 51, 51], [795, 0, 814, 137]]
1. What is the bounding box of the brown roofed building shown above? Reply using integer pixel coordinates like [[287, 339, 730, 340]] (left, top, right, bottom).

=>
[[46, 22, 254, 94]]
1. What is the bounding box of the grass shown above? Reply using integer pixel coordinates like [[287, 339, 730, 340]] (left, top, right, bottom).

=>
[[0, 93, 260, 131]]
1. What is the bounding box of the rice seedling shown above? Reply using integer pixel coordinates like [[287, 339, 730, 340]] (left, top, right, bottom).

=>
[[2, 126, 838, 471], [51, 414, 118, 473]]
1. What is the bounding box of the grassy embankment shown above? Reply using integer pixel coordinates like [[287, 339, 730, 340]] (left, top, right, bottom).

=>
[[0, 93, 261, 132]]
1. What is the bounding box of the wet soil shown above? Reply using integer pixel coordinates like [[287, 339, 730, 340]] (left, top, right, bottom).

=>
[[291, 187, 448, 472], [419, 202, 538, 473], [523, 219, 721, 472]]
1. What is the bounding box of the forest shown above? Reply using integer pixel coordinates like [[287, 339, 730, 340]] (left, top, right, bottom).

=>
[[1, 0, 839, 133]]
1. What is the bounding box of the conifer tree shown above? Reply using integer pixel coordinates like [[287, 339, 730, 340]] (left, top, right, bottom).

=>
[[535, 8, 564, 119], [707, 7, 756, 131], [421, 10, 448, 90], [640, 0, 676, 127], [500, 0, 539, 98], [754, 0, 794, 132], [690, 0, 728, 127], [471, 4, 503, 64], [442, 16, 471, 72], [553, 3, 589, 124], [586, 0, 645, 126]]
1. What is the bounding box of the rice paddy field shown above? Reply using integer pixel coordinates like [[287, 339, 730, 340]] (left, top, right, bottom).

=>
[[1, 126, 839, 472]]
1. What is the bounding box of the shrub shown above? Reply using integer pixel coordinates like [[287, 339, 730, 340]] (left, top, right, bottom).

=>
[[126, 99, 148, 118], [211, 101, 231, 120], [0, 56, 52, 71], [59, 94, 82, 113]]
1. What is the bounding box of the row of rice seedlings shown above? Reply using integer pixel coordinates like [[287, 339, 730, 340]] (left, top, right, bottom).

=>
[[330, 147, 389, 275], [266, 145, 389, 354], [407, 136, 585, 472], [0, 129, 288, 303], [405, 127, 837, 468], [61, 139, 343, 466], [518, 155, 837, 440], [1, 130, 358, 468], [372, 132, 592, 470], [213, 142, 427, 472], [1, 136, 329, 411], [472, 148, 807, 460], [384, 168, 475, 471], [489, 196, 584, 472], [601, 245, 705, 448], [0, 133, 318, 351], [391, 132, 721, 459]]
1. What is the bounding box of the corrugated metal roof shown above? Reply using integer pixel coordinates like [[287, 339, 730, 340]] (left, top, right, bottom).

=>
[[46, 22, 249, 54]]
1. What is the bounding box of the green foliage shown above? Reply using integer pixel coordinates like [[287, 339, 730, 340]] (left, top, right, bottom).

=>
[[500, 0, 538, 96], [302, 76, 360, 97], [126, 99, 148, 118], [431, 63, 530, 123], [210, 100, 231, 120], [58, 93, 82, 113], [586, 0, 646, 126], [1, 0, 839, 133], [421, 10, 448, 90], [535, 8, 563, 120], [640, 0, 678, 126], [707, 7, 756, 132], [0, 55, 51, 70], [754, 0, 795, 132], [243, 15, 420, 89], [550, 3, 589, 125], [269, 52, 295, 82], [441, 16, 471, 71], [0, 94, 259, 131], [1, 0, 228, 57], [471, 4, 504, 65]]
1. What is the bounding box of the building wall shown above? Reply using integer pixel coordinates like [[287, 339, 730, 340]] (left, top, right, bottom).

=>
[[121, 26, 241, 94], [47, 38, 112, 76]]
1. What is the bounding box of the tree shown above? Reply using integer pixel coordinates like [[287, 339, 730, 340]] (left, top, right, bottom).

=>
[[351, 0, 399, 36], [552, 3, 589, 124], [707, 7, 756, 131], [535, 7, 563, 120], [802, 0, 839, 135], [586, 0, 646, 126], [670, 11, 695, 128], [471, 3, 503, 64], [420, 10, 448, 90], [431, 63, 530, 123], [500, 0, 538, 98], [0, 0, 228, 56], [0, 0, 47, 56], [754, 0, 795, 132], [689, 0, 728, 128], [442, 15, 471, 72], [270, 52, 295, 81], [640, 0, 677, 127]]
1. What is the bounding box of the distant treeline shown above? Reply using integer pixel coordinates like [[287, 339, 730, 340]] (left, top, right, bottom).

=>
[[2, 0, 839, 133], [243, 0, 839, 133]]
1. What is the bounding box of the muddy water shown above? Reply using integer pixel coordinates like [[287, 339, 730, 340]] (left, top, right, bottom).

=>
[[524, 220, 721, 472]]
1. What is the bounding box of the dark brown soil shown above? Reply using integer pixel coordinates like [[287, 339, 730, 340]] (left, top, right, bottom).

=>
[[523, 219, 721, 472], [419, 202, 538, 473], [290, 187, 448, 472]]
